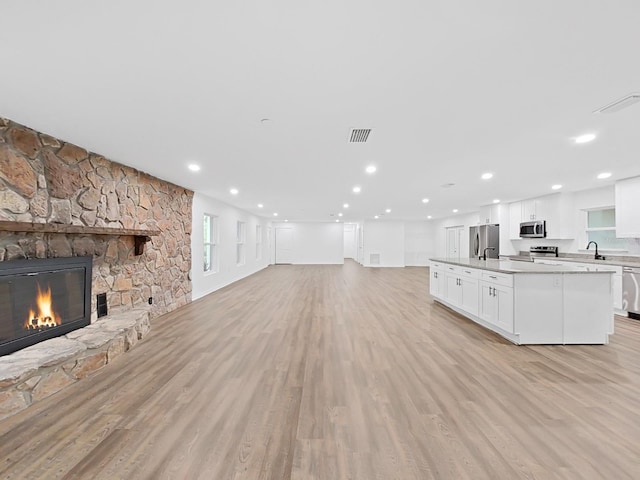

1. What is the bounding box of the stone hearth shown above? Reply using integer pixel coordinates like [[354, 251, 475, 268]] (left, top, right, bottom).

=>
[[0, 308, 150, 420]]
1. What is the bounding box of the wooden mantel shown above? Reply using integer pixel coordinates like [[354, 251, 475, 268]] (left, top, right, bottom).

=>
[[0, 221, 161, 256]]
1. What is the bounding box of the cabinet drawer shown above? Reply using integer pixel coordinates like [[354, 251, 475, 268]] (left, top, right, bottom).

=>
[[431, 262, 443, 269], [481, 271, 513, 287], [458, 267, 480, 279], [444, 265, 460, 275]]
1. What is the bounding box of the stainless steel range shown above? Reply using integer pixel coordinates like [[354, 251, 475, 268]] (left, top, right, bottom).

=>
[[529, 245, 558, 260]]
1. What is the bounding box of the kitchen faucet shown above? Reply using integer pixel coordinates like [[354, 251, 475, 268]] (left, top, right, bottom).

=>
[[481, 247, 495, 261], [586, 241, 605, 260]]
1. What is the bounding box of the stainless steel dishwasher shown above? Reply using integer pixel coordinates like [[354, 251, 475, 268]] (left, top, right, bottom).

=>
[[622, 267, 640, 320]]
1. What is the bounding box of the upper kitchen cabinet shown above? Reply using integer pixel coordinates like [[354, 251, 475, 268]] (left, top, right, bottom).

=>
[[508, 193, 575, 240], [615, 176, 640, 238], [478, 203, 502, 225]]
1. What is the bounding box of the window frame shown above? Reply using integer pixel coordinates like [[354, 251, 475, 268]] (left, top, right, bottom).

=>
[[256, 224, 263, 260], [203, 213, 219, 273], [582, 206, 627, 252], [237, 220, 246, 266]]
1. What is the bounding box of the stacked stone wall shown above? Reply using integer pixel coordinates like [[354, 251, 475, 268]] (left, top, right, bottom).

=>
[[0, 117, 193, 318]]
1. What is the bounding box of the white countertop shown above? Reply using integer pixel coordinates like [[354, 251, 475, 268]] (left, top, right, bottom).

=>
[[500, 254, 640, 268], [429, 257, 614, 274]]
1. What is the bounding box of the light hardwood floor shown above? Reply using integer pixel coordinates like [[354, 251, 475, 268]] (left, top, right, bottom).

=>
[[1, 261, 639, 479]]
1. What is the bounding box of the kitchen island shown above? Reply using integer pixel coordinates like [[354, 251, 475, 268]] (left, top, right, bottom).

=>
[[429, 258, 614, 344]]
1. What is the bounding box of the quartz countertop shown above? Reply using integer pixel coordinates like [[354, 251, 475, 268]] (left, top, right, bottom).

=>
[[500, 254, 640, 269], [430, 257, 614, 274]]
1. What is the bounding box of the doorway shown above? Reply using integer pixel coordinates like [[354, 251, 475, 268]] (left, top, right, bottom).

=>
[[446, 226, 464, 258], [275, 227, 293, 264], [343, 223, 356, 259]]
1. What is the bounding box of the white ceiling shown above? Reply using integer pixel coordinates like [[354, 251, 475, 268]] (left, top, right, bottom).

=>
[[1, 1, 640, 222]]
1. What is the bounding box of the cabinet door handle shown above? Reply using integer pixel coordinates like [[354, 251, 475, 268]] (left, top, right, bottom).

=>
[[489, 275, 497, 279]]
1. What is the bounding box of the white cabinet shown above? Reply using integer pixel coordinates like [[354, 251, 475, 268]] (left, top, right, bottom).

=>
[[615, 176, 640, 238], [439, 264, 480, 316], [429, 262, 445, 298], [479, 272, 514, 332], [509, 201, 522, 240], [478, 204, 501, 225], [430, 259, 611, 344], [533, 258, 622, 312], [460, 275, 479, 316], [508, 193, 574, 239], [522, 199, 539, 221]]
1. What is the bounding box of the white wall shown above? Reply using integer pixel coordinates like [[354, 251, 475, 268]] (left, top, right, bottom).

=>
[[363, 220, 405, 267], [191, 192, 270, 300], [272, 222, 344, 264], [428, 212, 480, 258], [404, 221, 434, 266]]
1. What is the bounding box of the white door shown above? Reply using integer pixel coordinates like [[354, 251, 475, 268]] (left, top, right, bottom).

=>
[[267, 227, 272, 264], [343, 224, 356, 259], [275, 228, 293, 264], [446, 226, 463, 258]]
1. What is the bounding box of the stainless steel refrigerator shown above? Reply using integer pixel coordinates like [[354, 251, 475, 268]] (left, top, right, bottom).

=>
[[469, 224, 500, 259]]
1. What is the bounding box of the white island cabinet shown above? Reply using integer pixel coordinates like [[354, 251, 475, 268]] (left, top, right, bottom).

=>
[[429, 258, 613, 345]]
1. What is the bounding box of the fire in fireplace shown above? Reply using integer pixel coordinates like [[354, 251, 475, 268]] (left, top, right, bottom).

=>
[[0, 256, 92, 356]]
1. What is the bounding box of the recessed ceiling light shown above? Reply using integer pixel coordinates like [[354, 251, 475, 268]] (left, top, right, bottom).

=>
[[338, 213, 343, 217], [257, 203, 263, 208], [273, 213, 278, 217], [385, 208, 391, 213], [188, 164, 201, 172], [365, 165, 377, 174], [422, 198, 429, 203], [453, 209, 459, 213], [427, 215, 432, 219], [481, 173, 493, 180], [551, 184, 563, 190], [374, 215, 379, 219], [335, 219, 340, 222], [575, 133, 596, 144], [352, 186, 361, 193], [597, 172, 612, 179], [284, 219, 288, 222], [343, 203, 349, 209], [493, 199, 500, 204], [230, 188, 239, 195]]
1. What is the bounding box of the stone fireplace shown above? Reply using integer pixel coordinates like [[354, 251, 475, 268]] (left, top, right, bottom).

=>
[[0, 116, 193, 328], [0, 116, 193, 419], [0, 256, 92, 356]]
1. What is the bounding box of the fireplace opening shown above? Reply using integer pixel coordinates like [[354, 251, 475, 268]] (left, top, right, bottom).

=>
[[0, 256, 92, 357]]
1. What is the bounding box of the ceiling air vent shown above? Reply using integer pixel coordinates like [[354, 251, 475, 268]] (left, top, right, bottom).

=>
[[349, 128, 372, 143], [594, 93, 640, 114]]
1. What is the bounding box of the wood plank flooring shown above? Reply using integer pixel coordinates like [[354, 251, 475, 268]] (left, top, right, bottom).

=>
[[1, 260, 639, 479]]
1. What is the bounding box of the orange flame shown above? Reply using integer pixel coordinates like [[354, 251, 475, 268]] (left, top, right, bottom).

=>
[[24, 283, 61, 330]]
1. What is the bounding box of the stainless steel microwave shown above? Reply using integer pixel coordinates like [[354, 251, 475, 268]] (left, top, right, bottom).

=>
[[519, 220, 546, 238]]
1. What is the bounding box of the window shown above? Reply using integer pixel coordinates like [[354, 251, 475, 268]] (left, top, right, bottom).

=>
[[237, 221, 246, 265], [203, 214, 219, 273], [585, 207, 626, 250], [256, 225, 262, 260]]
